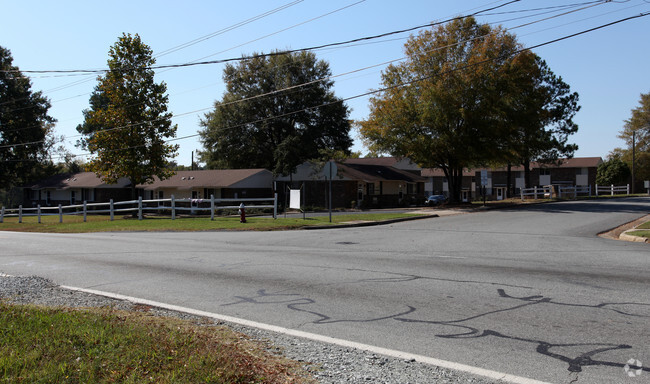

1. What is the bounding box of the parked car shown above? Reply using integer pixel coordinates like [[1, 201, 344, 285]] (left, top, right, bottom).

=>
[[425, 194, 447, 206]]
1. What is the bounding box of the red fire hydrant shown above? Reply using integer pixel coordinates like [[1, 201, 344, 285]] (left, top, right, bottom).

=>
[[238, 203, 246, 223]]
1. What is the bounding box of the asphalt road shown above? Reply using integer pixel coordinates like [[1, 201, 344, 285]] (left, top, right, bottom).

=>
[[1, 198, 649, 383]]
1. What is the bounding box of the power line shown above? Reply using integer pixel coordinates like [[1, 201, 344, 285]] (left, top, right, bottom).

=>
[[2, 0, 528, 75], [0, 1, 635, 152], [29, 10, 649, 163], [154, 0, 305, 59]]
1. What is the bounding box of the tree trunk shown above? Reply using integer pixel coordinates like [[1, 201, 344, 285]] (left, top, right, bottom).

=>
[[523, 160, 531, 189], [444, 166, 463, 204]]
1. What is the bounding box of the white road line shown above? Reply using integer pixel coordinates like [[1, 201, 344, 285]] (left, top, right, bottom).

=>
[[61, 285, 551, 384]]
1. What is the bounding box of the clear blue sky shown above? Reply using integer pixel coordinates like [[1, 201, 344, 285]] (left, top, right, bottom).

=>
[[3, 0, 649, 166]]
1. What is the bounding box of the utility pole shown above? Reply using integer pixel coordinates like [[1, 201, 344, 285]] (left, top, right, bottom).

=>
[[631, 130, 635, 194]]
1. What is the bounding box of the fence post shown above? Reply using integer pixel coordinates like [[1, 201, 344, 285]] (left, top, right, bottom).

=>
[[18, 205, 22, 223], [171, 195, 176, 220], [595, 184, 599, 197], [0, 206, 4, 223], [533, 186, 538, 199], [210, 194, 215, 221], [589, 185, 592, 197], [83, 201, 87, 222], [138, 197, 143, 220], [38, 205, 41, 223], [611, 184, 614, 196], [110, 199, 114, 221], [274, 193, 278, 219], [627, 184, 630, 195], [58, 204, 62, 223], [520, 188, 524, 201]]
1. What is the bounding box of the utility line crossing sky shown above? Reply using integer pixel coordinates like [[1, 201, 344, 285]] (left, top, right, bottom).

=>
[[2, 0, 649, 166]]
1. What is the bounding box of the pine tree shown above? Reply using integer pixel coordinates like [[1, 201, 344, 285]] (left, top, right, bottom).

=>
[[77, 33, 178, 197]]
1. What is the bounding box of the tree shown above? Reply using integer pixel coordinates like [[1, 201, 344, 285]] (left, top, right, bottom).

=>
[[359, 17, 579, 202], [77, 33, 178, 198], [499, 50, 580, 188], [613, 92, 650, 183], [199, 51, 352, 176], [596, 157, 630, 186], [358, 17, 521, 203], [0, 46, 58, 206]]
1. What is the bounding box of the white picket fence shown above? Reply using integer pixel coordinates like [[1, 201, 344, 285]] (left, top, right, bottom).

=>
[[521, 184, 630, 200], [557, 185, 592, 199], [0, 194, 278, 223], [520, 186, 553, 200], [595, 184, 630, 196]]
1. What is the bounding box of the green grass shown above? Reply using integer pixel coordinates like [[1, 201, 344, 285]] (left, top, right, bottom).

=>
[[627, 230, 650, 238], [0, 302, 311, 384], [626, 220, 650, 239], [636, 221, 650, 230], [0, 213, 424, 233]]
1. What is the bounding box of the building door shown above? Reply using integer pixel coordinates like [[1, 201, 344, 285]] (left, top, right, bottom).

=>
[[496, 187, 505, 201]]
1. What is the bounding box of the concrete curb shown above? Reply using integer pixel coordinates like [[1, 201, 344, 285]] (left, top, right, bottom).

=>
[[619, 230, 649, 243], [303, 214, 439, 230]]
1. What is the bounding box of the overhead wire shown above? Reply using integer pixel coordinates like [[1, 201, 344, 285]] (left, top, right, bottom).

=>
[[0, 0, 575, 126], [0, 0, 634, 155], [3, 1, 647, 160], [27, 9, 649, 162]]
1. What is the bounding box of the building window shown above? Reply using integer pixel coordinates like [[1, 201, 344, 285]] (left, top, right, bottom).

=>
[[70, 191, 76, 205], [204, 188, 215, 199], [158, 190, 164, 199], [46, 191, 51, 205], [367, 183, 375, 195], [539, 168, 551, 176], [407, 183, 414, 194], [81, 188, 94, 202]]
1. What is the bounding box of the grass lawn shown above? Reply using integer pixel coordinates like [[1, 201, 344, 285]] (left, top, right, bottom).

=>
[[627, 220, 650, 239], [0, 302, 311, 383], [0, 212, 425, 233]]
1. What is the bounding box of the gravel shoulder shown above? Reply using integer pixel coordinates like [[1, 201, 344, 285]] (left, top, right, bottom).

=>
[[1, 274, 497, 384]]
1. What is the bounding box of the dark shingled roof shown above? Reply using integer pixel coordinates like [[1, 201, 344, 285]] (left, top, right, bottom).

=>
[[137, 169, 271, 190], [28, 172, 131, 190]]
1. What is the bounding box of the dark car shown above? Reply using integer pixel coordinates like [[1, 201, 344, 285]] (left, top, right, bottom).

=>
[[425, 194, 447, 206]]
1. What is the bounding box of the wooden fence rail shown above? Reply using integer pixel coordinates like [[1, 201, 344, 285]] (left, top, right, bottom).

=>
[[0, 194, 278, 223]]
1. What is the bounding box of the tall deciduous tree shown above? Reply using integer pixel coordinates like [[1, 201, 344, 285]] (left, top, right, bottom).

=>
[[77, 33, 178, 197], [199, 51, 352, 176], [359, 17, 520, 202], [359, 17, 580, 202], [0, 46, 58, 205], [499, 50, 579, 188], [613, 92, 650, 183]]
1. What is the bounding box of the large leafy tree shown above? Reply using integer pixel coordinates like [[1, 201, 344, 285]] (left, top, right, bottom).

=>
[[612, 92, 650, 184], [499, 50, 580, 188], [359, 17, 579, 201], [0, 46, 58, 205], [359, 17, 520, 202], [77, 33, 178, 197], [199, 51, 352, 176]]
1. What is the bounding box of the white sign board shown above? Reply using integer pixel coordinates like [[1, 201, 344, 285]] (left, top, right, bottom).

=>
[[645, 180, 650, 188], [289, 189, 301, 209]]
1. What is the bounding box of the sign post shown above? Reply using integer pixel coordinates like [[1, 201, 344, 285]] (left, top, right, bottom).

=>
[[324, 161, 337, 223]]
